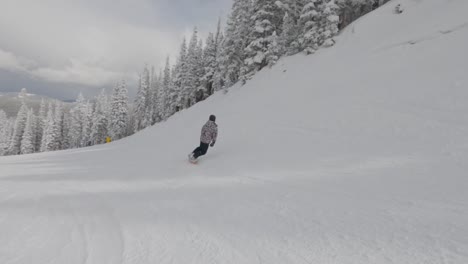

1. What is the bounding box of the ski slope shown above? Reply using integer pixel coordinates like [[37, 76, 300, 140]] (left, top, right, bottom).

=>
[[1, 0, 468, 263]]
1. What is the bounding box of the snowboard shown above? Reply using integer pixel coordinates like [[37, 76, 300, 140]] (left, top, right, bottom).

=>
[[188, 154, 198, 164]]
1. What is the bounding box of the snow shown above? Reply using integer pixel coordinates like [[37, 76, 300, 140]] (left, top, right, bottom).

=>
[[1, 0, 468, 263]]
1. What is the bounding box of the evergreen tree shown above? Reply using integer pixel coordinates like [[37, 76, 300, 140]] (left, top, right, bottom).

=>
[[194, 38, 205, 103], [150, 68, 161, 124], [91, 90, 109, 145], [243, 0, 283, 80], [30, 110, 38, 152], [41, 102, 55, 152], [148, 66, 157, 125], [280, 12, 300, 55], [203, 32, 217, 95], [143, 66, 153, 128], [0, 110, 13, 156], [126, 104, 136, 137], [160, 57, 171, 120], [171, 38, 188, 114], [180, 28, 201, 108], [265, 31, 281, 67], [40, 101, 63, 152], [61, 111, 71, 150], [110, 80, 129, 140], [319, 0, 340, 47], [20, 109, 35, 154], [81, 101, 93, 147], [212, 18, 225, 92], [286, 0, 308, 19], [298, 0, 321, 54], [202, 21, 225, 97], [69, 93, 87, 148], [133, 75, 145, 132], [219, 0, 254, 87], [53, 101, 64, 150], [35, 99, 46, 152], [8, 101, 28, 155], [134, 66, 151, 132]]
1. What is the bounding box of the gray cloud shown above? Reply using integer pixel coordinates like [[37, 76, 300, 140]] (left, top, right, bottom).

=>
[[0, 0, 231, 99]]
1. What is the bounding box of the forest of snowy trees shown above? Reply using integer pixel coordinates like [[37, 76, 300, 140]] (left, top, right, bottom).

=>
[[0, 0, 390, 156]]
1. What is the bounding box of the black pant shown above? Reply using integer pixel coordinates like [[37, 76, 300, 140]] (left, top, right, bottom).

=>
[[192, 142, 209, 159]]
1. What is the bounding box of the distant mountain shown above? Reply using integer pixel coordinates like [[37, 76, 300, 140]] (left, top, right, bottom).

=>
[[0, 91, 71, 117]]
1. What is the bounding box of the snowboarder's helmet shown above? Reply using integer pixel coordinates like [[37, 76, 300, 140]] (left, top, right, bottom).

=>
[[209, 115, 216, 122]]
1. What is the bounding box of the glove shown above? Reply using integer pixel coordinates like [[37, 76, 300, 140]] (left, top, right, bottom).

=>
[[210, 141, 215, 147]]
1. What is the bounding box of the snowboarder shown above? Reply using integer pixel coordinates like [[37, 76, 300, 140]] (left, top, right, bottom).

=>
[[188, 115, 218, 163]]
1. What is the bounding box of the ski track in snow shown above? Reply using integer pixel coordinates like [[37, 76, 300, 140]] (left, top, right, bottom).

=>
[[374, 21, 468, 52]]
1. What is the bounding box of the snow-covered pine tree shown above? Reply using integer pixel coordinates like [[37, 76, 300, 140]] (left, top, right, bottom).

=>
[[0, 110, 13, 156], [266, 31, 281, 67], [40, 100, 64, 152], [275, 0, 308, 55], [219, 0, 254, 87], [194, 38, 205, 103], [171, 38, 188, 115], [41, 102, 55, 152], [0, 110, 6, 155], [279, 12, 300, 55], [52, 101, 64, 150], [319, 0, 340, 47], [150, 68, 160, 124], [212, 18, 225, 92], [202, 21, 226, 97], [20, 109, 35, 155], [30, 110, 38, 152], [35, 99, 46, 152], [285, 0, 308, 17], [8, 100, 28, 155], [202, 32, 217, 96], [150, 69, 159, 122], [242, 0, 283, 80], [134, 75, 144, 133], [126, 104, 136, 137], [81, 101, 93, 147], [69, 93, 87, 148], [147, 67, 155, 125], [181, 28, 201, 108], [142, 66, 153, 128], [298, 0, 321, 54], [157, 69, 165, 121], [109, 80, 129, 141], [160, 57, 171, 120], [90, 90, 109, 145], [133, 66, 151, 132], [61, 111, 71, 150]]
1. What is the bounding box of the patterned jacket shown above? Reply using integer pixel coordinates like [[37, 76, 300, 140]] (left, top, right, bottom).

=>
[[200, 120, 218, 144]]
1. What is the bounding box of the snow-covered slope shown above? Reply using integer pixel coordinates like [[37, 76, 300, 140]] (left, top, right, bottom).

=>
[[1, 0, 468, 263]]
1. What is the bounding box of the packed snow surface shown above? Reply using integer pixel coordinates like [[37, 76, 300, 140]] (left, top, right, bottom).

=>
[[1, 0, 468, 263]]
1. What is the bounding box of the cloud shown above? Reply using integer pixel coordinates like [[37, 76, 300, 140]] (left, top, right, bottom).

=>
[[30, 60, 135, 87], [0, 48, 34, 72], [0, 0, 231, 93], [0, 49, 135, 87], [0, 49, 23, 71]]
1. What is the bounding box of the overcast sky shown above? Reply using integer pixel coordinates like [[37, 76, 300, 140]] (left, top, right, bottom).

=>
[[0, 0, 232, 100]]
